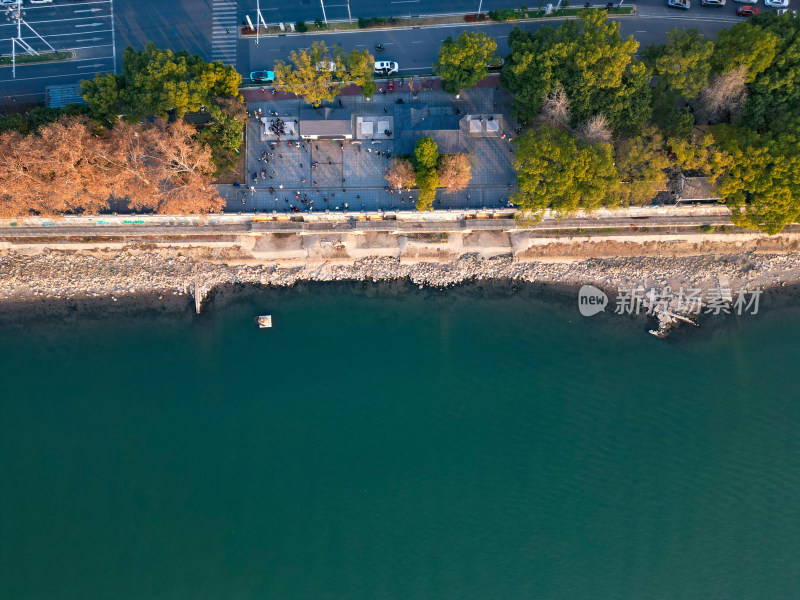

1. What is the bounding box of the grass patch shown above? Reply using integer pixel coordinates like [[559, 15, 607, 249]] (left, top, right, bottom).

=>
[[0, 51, 73, 66]]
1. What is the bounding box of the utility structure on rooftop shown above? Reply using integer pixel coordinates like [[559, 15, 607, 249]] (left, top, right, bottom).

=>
[[3, 0, 55, 78]]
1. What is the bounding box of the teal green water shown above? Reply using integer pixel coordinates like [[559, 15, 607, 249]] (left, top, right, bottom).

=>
[[2, 284, 800, 600]]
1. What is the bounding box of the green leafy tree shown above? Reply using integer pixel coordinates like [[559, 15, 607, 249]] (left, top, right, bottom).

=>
[[712, 22, 778, 82], [82, 43, 241, 122], [413, 137, 439, 211], [81, 73, 124, 124], [346, 48, 377, 98], [512, 126, 620, 213], [274, 41, 346, 107], [667, 131, 732, 178], [745, 17, 800, 132], [434, 31, 499, 95], [500, 10, 648, 133], [615, 126, 673, 205], [196, 96, 248, 176], [650, 82, 694, 139], [715, 122, 800, 234], [653, 28, 714, 99]]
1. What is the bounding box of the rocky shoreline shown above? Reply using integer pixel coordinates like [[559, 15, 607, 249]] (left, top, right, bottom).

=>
[[3, 244, 800, 335]]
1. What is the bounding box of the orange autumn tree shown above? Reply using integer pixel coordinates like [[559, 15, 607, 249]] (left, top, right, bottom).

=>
[[437, 154, 472, 192], [385, 157, 416, 189], [0, 117, 224, 217], [100, 120, 224, 214], [0, 118, 109, 217]]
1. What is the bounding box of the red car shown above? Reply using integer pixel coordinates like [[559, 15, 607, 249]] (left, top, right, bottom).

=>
[[736, 5, 759, 15]]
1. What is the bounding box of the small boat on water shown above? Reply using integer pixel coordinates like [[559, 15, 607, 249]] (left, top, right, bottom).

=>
[[257, 315, 272, 328]]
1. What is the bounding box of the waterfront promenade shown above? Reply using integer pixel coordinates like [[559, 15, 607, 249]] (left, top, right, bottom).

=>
[[219, 80, 519, 214]]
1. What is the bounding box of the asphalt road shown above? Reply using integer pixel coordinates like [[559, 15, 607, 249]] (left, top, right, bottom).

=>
[[0, 0, 787, 103], [243, 14, 738, 80], [239, 0, 759, 28], [0, 0, 115, 102]]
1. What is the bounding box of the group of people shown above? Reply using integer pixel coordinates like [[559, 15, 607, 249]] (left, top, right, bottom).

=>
[[268, 118, 288, 137]]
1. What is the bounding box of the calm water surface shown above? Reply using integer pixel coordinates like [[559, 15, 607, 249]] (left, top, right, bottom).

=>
[[1, 284, 799, 600]]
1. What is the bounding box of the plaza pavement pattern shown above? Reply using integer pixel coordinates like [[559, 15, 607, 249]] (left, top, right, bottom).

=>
[[219, 84, 519, 214]]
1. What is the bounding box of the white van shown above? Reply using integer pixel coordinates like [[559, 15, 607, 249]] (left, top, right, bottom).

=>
[[374, 61, 398, 76]]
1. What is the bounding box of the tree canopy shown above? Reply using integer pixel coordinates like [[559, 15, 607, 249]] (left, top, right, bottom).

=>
[[346, 48, 377, 98], [82, 42, 241, 123], [500, 10, 647, 133], [652, 28, 714, 99], [616, 126, 672, 206], [715, 122, 800, 234], [712, 22, 778, 82], [434, 31, 499, 95], [274, 42, 346, 107], [512, 126, 619, 214], [413, 137, 439, 211], [0, 117, 224, 217]]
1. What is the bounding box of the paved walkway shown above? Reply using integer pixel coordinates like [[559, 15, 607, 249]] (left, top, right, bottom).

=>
[[220, 78, 519, 214]]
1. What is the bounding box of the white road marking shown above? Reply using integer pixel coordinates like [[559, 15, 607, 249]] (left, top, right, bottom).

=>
[[411, 40, 423, 43], [73, 8, 104, 13], [390, 0, 420, 3], [66, 44, 114, 52], [75, 22, 105, 28], [3, 15, 112, 25]]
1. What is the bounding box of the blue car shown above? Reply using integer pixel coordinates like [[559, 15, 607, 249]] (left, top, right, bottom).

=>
[[250, 70, 275, 84]]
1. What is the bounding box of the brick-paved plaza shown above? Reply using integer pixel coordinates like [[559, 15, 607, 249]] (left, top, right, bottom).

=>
[[219, 85, 519, 213]]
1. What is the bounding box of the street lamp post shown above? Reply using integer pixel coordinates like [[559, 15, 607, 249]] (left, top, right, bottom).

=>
[[477, 0, 483, 16], [320, 0, 328, 25]]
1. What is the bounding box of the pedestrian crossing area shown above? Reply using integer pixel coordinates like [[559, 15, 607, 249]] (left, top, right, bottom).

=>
[[211, 0, 237, 65]]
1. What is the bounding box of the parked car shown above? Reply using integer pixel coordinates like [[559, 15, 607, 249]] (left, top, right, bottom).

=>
[[737, 5, 760, 14], [667, 0, 691, 9], [765, 0, 789, 7], [374, 61, 399, 76], [0, 0, 20, 5], [29, 0, 54, 4], [250, 70, 274, 84], [701, 0, 726, 6]]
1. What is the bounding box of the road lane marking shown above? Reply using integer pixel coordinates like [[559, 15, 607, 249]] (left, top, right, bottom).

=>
[[75, 22, 105, 28], [390, 0, 420, 3], [67, 44, 114, 51], [6, 15, 112, 25], [0, 64, 113, 82], [73, 8, 104, 12], [411, 40, 423, 43]]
